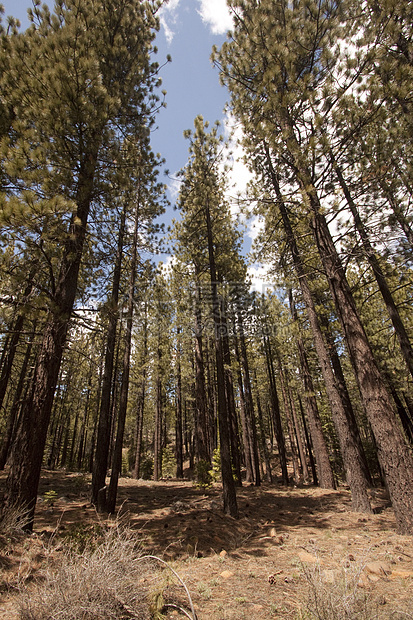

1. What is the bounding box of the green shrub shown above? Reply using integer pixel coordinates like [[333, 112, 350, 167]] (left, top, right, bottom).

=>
[[140, 455, 154, 480], [194, 459, 213, 490], [162, 445, 176, 478]]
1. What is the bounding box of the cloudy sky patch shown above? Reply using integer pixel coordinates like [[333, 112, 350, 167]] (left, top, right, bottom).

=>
[[196, 0, 233, 35]]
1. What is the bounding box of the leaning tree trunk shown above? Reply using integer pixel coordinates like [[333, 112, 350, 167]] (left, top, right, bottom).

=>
[[332, 154, 413, 381], [310, 202, 413, 531], [264, 143, 372, 511], [278, 111, 413, 529], [2, 150, 99, 530]]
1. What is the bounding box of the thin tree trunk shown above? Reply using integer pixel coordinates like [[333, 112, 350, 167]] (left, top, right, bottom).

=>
[[91, 204, 126, 509], [298, 396, 318, 485], [0, 273, 34, 412], [263, 334, 289, 484], [237, 314, 261, 486], [277, 359, 300, 483], [132, 306, 148, 480], [106, 194, 141, 514], [0, 323, 36, 470], [154, 371, 163, 481], [254, 370, 273, 483], [289, 387, 309, 483], [175, 328, 184, 479], [293, 324, 334, 488], [234, 334, 254, 483], [205, 197, 238, 517], [193, 278, 211, 464], [222, 312, 242, 486]]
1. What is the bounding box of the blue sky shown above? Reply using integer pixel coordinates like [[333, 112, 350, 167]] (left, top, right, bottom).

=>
[[1, 0, 268, 288]]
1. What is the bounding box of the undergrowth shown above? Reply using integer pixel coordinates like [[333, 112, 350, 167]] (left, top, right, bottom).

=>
[[17, 523, 197, 620]]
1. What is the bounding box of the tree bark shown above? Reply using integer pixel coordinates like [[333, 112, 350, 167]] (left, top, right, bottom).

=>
[[0, 323, 36, 470]]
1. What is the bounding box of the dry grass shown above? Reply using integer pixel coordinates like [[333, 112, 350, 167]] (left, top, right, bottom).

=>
[[0, 503, 31, 540], [17, 523, 195, 620], [298, 562, 413, 620]]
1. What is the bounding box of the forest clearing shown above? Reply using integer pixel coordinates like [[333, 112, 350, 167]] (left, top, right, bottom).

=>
[[1, 471, 413, 619]]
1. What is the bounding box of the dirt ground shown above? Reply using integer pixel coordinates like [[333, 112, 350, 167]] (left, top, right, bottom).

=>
[[1, 470, 413, 619]]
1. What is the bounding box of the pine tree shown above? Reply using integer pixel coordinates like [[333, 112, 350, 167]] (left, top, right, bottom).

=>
[[217, 0, 413, 530], [1, 0, 165, 530]]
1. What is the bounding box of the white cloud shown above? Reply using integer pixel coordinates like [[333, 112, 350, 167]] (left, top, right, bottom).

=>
[[247, 264, 275, 295], [196, 0, 233, 35], [221, 112, 253, 217], [159, 0, 181, 44], [167, 173, 182, 202], [246, 215, 264, 241]]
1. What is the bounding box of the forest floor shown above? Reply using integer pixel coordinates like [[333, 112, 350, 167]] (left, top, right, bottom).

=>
[[1, 470, 413, 619]]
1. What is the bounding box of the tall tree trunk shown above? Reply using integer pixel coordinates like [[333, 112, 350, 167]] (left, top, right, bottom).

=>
[[154, 371, 163, 482], [298, 396, 318, 485], [205, 197, 238, 517], [77, 370, 92, 470], [193, 277, 211, 463], [289, 387, 310, 483], [175, 328, 184, 479], [234, 334, 254, 483], [277, 359, 301, 483], [237, 314, 261, 486], [287, 133, 413, 529], [132, 305, 148, 480], [106, 194, 141, 514], [91, 204, 126, 509], [0, 273, 35, 413], [290, 294, 334, 488], [253, 370, 273, 483], [222, 312, 242, 486], [320, 312, 372, 486], [263, 335, 289, 484]]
